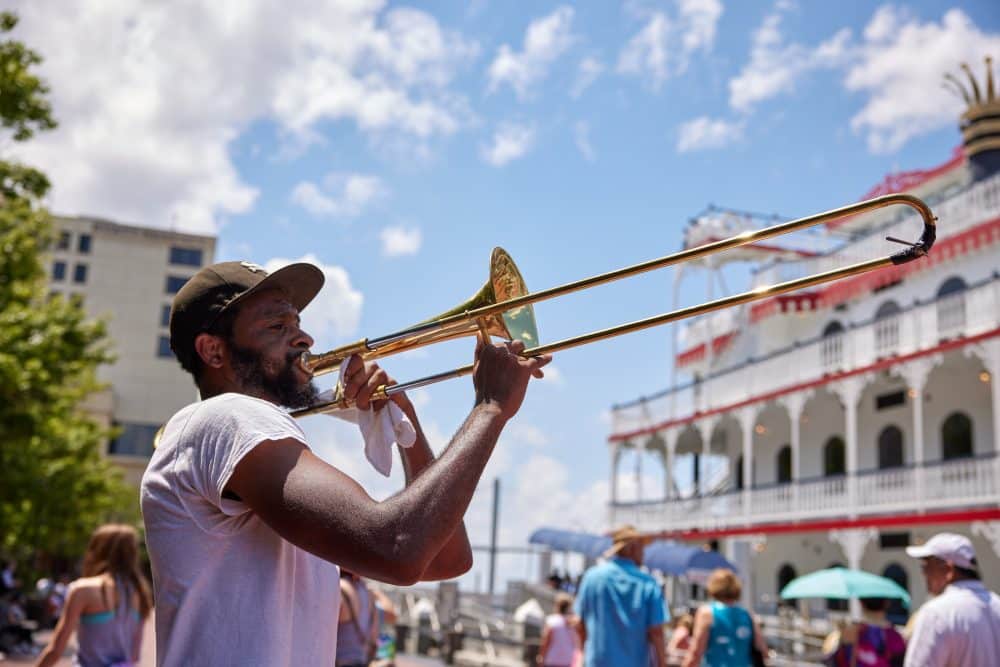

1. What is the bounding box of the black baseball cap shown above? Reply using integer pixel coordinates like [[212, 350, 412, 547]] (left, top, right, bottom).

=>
[[169, 260, 325, 369]]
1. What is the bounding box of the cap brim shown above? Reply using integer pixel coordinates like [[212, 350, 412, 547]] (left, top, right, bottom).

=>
[[227, 262, 325, 314], [905, 545, 933, 559]]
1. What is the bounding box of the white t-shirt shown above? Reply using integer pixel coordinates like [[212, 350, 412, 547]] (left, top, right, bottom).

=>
[[904, 580, 1000, 667], [140, 393, 341, 667], [542, 613, 578, 666]]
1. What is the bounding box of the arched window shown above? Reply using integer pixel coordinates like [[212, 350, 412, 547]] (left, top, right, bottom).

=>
[[735, 454, 744, 491], [936, 277, 968, 338], [875, 301, 902, 319], [937, 276, 968, 298], [776, 445, 792, 484], [942, 412, 973, 460], [882, 563, 910, 624], [824, 437, 846, 477], [874, 301, 902, 355], [878, 425, 905, 469], [823, 321, 845, 337], [777, 564, 798, 607]]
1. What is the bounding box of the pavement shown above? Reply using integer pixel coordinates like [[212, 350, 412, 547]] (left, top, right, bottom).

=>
[[1, 616, 442, 665]]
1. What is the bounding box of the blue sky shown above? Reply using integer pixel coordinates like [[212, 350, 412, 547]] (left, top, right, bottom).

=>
[[11, 0, 1000, 589]]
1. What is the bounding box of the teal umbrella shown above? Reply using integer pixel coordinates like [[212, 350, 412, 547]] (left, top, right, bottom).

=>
[[779, 567, 910, 607]]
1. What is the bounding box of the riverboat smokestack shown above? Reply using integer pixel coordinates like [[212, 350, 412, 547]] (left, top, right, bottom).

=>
[[948, 56, 1000, 181]]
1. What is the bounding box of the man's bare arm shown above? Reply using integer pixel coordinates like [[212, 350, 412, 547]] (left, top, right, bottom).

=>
[[227, 340, 548, 585], [394, 397, 472, 580]]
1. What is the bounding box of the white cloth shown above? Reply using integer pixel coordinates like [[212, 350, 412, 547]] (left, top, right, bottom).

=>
[[140, 393, 341, 667], [318, 358, 417, 477], [904, 580, 1000, 667], [542, 614, 578, 666]]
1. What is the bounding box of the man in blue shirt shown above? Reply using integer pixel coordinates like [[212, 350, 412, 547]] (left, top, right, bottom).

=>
[[574, 525, 668, 667]]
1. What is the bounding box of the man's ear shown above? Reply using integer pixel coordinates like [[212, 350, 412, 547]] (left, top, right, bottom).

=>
[[194, 332, 227, 370]]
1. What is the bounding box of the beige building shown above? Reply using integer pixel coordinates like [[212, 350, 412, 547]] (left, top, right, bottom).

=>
[[47, 216, 216, 485]]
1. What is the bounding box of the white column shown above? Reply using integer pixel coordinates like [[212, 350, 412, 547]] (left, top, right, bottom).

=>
[[832, 376, 867, 515], [968, 340, 1000, 492], [696, 419, 715, 496], [635, 440, 644, 505], [781, 392, 809, 508], [664, 429, 677, 499], [972, 521, 1000, 559], [900, 357, 936, 508], [739, 407, 756, 519], [610, 442, 621, 505], [829, 528, 878, 618]]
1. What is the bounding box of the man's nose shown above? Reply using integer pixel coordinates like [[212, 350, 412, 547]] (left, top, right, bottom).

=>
[[292, 326, 314, 349]]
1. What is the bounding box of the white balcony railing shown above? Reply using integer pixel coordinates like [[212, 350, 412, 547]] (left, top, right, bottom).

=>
[[610, 455, 1000, 533], [610, 276, 1000, 439]]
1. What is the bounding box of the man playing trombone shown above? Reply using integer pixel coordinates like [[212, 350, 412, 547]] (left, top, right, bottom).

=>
[[140, 260, 550, 666]]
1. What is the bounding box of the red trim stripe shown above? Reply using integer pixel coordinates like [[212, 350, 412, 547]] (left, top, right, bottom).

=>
[[611, 325, 1000, 443], [649, 507, 1000, 541]]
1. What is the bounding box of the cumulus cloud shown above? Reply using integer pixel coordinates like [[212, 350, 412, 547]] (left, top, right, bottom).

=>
[[379, 224, 423, 257], [617, 0, 722, 90], [676, 116, 744, 152], [573, 122, 596, 162], [729, 3, 851, 113], [846, 7, 1000, 153], [481, 122, 536, 166], [487, 6, 576, 100], [538, 364, 566, 386], [264, 253, 363, 348], [291, 173, 387, 219], [8, 1, 478, 232], [571, 56, 605, 98]]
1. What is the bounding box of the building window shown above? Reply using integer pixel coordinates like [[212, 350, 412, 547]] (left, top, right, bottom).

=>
[[882, 563, 910, 625], [734, 454, 744, 490], [876, 390, 906, 410], [108, 422, 159, 458], [52, 260, 66, 281], [824, 437, 846, 476], [77, 233, 92, 254], [160, 304, 171, 328], [165, 275, 189, 294], [942, 412, 973, 460], [878, 425, 904, 469], [777, 564, 798, 607], [56, 231, 71, 250], [169, 246, 203, 267], [73, 263, 88, 284], [157, 335, 173, 359], [776, 445, 792, 484]]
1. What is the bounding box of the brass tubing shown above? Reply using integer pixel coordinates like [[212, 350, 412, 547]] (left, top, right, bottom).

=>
[[292, 194, 935, 417], [304, 193, 932, 376]]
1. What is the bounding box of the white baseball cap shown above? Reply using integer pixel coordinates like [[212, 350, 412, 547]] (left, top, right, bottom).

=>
[[906, 533, 978, 570]]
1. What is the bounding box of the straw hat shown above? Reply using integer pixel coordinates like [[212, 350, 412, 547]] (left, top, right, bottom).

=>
[[603, 524, 652, 558]]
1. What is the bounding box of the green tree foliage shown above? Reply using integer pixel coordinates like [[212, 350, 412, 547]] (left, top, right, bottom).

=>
[[0, 11, 135, 566]]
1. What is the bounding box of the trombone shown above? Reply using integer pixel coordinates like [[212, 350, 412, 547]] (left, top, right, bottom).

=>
[[292, 193, 936, 418]]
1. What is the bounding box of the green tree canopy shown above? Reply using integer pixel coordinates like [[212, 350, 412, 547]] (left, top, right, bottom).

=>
[[0, 11, 135, 568]]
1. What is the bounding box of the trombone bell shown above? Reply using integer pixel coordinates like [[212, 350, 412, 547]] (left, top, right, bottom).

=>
[[301, 247, 538, 377]]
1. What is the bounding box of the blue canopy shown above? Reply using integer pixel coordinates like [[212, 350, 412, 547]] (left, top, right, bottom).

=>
[[529, 528, 737, 577]]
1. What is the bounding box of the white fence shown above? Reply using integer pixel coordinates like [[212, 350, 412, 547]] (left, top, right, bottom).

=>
[[611, 276, 1000, 439], [610, 455, 999, 532]]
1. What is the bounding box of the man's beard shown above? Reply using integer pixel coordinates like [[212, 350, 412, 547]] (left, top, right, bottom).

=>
[[230, 342, 318, 410]]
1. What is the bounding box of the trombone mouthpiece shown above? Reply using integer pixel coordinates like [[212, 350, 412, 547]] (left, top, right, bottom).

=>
[[298, 351, 317, 377]]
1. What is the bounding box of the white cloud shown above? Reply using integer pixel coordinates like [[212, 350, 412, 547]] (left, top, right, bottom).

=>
[[481, 122, 536, 167], [676, 116, 744, 153], [538, 364, 565, 386], [571, 57, 605, 98], [291, 173, 387, 218], [617, 0, 722, 90], [8, 1, 478, 233], [487, 6, 576, 100], [379, 225, 423, 257], [573, 122, 595, 162], [264, 253, 363, 348], [846, 7, 1000, 153], [728, 4, 851, 113]]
